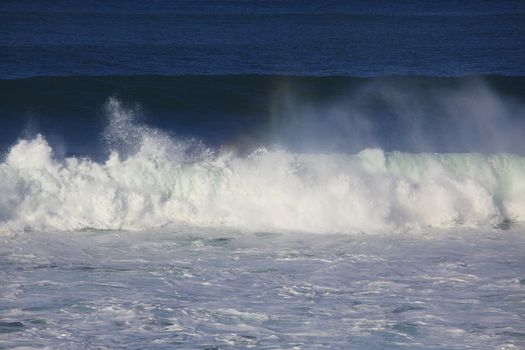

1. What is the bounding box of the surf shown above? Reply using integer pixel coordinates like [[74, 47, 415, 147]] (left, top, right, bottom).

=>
[[1, 98, 524, 233]]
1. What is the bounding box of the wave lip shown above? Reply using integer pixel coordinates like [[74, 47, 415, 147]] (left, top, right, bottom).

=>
[[1, 128, 524, 233]]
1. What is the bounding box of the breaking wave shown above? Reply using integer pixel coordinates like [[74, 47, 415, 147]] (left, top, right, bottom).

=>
[[1, 98, 524, 233]]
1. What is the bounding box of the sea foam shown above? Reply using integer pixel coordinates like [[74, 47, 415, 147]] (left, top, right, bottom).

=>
[[1, 99, 524, 233]]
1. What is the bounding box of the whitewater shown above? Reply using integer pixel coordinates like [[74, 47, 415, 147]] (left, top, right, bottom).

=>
[[1, 98, 524, 234], [1, 90, 525, 349], [2, 100, 524, 349]]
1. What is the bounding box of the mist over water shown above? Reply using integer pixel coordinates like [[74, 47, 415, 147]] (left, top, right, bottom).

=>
[[269, 77, 525, 154]]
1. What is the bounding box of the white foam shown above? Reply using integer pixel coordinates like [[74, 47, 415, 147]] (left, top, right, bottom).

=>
[[1, 99, 524, 233]]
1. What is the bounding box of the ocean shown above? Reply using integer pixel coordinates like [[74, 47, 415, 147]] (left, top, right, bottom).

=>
[[1, 1, 525, 349]]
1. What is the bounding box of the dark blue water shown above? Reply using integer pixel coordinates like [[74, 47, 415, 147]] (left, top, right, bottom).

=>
[[1, 0, 525, 155], [2, 0, 525, 78]]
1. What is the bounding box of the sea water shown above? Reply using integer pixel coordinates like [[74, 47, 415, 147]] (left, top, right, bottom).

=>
[[1, 1, 525, 349], [1, 228, 525, 349], [0, 98, 524, 349]]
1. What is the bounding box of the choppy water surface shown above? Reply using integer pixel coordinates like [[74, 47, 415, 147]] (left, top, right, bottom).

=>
[[3, 1, 525, 349], [1, 228, 524, 349]]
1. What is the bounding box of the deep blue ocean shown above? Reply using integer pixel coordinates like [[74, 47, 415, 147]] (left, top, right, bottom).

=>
[[1, 0, 525, 156], [2, 0, 525, 78], [1, 1, 525, 349]]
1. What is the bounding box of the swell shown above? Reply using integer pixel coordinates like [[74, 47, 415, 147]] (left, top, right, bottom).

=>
[[2, 75, 524, 118], [2, 74, 525, 106]]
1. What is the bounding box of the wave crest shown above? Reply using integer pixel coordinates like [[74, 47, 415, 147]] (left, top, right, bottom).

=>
[[1, 116, 524, 232]]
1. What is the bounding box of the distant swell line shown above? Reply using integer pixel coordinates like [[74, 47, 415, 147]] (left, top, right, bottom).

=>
[[1, 74, 524, 120]]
